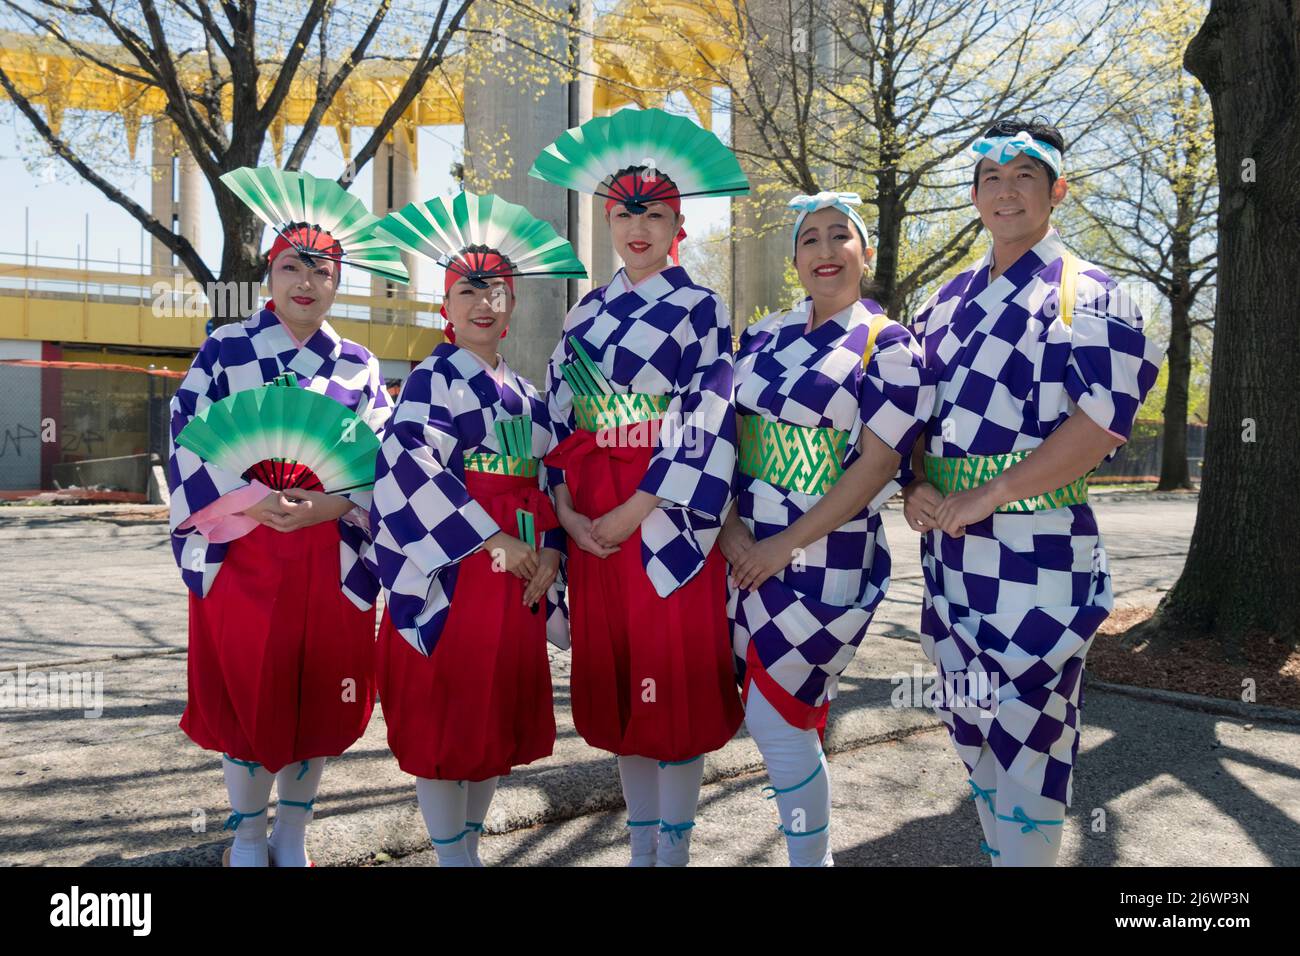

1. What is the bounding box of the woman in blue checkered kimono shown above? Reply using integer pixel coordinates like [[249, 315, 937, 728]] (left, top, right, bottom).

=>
[[169, 222, 396, 868], [723, 193, 934, 866], [539, 175, 743, 867], [365, 192, 583, 867], [902, 118, 1161, 866]]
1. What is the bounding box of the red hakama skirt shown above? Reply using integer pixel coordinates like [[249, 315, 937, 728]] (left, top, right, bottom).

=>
[[376, 471, 558, 781], [545, 428, 743, 762], [181, 520, 377, 774]]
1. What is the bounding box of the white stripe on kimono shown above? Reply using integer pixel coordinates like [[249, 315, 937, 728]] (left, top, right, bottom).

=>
[[368, 344, 567, 656], [729, 298, 933, 714], [544, 265, 737, 597], [910, 228, 1161, 805], [167, 308, 393, 608]]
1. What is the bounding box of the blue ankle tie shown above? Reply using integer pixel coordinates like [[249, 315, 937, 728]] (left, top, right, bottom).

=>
[[223, 805, 267, 831], [659, 820, 695, 844], [979, 840, 1001, 858], [763, 759, 824, 799], [996, 806, 1063, 843], [658, 755, 702, 769], [222, 754, 260, 778], [279, 798, 314, 813], [777, 821, 829, 838], [431, 828, 471, 846], [968, 780, 997, 813]]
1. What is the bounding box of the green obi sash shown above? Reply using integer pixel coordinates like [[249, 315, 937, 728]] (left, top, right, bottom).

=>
[[738, 415, 850, 496], [572, 392, 671, 432], [462, 452, 539, 478], [924, 451, 1090, 513]]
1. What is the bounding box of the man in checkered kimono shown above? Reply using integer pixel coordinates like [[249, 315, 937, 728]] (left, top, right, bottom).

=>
[[903, 118, 1161, 866], [168, 226, 394, 867]]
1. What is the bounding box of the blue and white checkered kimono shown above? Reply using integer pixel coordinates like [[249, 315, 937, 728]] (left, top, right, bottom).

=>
[[367, 344, 567, 656], [167, 308, 393, 608], [544, 265, 737, 596], [729, 298, 933, 727], [911, 228, 1161, 805]]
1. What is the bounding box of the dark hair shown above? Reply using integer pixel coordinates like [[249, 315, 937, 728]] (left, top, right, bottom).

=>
[[972, 116, 1066, 189]]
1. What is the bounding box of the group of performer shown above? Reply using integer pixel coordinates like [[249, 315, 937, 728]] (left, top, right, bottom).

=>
[[167, 108, 1161, 868]]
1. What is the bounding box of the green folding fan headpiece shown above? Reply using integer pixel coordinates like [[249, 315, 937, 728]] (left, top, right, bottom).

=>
[[528, 107, 750, 211], [373, 190, 587, 288], [220, 166, 410, 284]]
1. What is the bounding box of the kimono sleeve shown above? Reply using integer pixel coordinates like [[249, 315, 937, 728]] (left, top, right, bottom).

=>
[[858, 322, 935, 458], [1064, 280, 1162, 445], [167, 334, 252, 536], [532, 396, 568, 554], [369, 363, 501, 616], [543, 322, 577, 493], [637, 291, 737, 520], [339, 354, 395, 535]]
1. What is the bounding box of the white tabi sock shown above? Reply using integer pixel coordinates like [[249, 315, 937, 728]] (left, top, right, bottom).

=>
[[464, 776, 499, 868], [415, 777, 472, 867], [993, 771, 1066, 867], [221, 754, 275, 867], [968, 746, 1002, 867], [656, 755, 705, 867], [745, 682, 832, 867], [617, 755, 660, 866], [269, 757, 325, 867]]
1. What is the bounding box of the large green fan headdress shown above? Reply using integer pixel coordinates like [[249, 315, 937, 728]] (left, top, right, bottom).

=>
[[373, 190, 587, 288], [528, 106, 750, 211], [220, 166, 410, 284]]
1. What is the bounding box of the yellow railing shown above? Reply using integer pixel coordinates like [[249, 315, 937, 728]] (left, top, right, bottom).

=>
[[0, 262, 443, 363]]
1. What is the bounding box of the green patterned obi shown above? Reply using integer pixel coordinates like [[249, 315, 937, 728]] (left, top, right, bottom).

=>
[[462, 452, 539, 478], [572, 392, 671, 433], [738, 415, 850, 496], [924, 451, 1090, 513]]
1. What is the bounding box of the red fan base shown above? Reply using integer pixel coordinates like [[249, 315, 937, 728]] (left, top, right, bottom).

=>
[[243, 458, 325, 492]]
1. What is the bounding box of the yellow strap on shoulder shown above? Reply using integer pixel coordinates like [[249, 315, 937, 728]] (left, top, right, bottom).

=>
[[862, 312, 891, 369], [1059, 251, 1078, 328]]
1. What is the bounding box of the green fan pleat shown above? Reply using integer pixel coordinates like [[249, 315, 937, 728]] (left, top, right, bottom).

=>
[[374, 190, 586, 280], [220, 166, 410, 284], [528, 107, 750, 201], [176, 386, 380, 493], [559, 337, 612, 397], [516, 508, 536, 549]]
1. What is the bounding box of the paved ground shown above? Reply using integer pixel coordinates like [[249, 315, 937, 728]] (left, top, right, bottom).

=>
[[3, 493, 1297, 867]]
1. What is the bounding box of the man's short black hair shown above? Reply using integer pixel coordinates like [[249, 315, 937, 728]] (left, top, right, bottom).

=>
[[972, 116, 1067, 189]]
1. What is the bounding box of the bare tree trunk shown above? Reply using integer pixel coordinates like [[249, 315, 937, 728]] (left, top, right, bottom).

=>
[[1159, 252, 1194, 490], [1138, 0, 1300, 650]]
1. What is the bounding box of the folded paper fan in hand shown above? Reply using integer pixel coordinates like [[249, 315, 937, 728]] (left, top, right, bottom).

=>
[[177, 386, 380, 494]]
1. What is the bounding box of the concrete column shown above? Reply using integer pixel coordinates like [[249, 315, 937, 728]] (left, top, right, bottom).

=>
[[730, 111, 793, 338], [150, 120, 200, 277], [371, 124, 420, 322], [461, 0, 586, 384], [729, 0, 803, 337]]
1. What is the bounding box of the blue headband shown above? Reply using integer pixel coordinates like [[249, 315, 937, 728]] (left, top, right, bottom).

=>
[[969, 131, 1063, 178], [788, 192, 871, 256]]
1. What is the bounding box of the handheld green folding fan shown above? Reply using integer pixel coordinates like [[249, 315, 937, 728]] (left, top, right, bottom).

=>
[[528, 107, 750, 207], [373, 190, 587, 286], [176, 382, 380, 495], [559, 337, 613, 397], [220, 166, 410, 284]]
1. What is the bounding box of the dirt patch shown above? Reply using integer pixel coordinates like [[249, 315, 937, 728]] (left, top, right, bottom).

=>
[[1090, 606, 1300, 710]]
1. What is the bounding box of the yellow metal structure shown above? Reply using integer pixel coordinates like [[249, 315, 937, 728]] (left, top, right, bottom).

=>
[[0, 264, 442, 363]]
